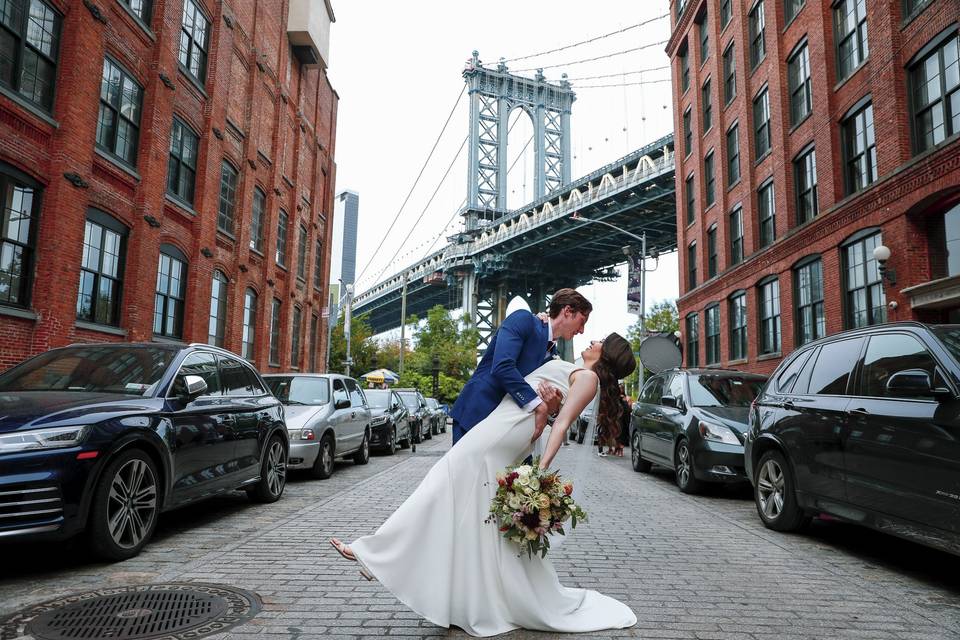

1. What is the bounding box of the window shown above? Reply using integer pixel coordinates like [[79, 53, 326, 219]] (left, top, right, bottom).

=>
[[687, 241, 697, 289], [119, 0, 151, 23], [749, 1, 766, 68], [250, 187, 265, 252], [345, 378, 365, 407], [96, 58, 143, 166], [775, 349, 812, 394], [291, 305, 302, 368], [720, 0, 732, 29], [685, 173, 695, 225], [786, 0, 805, 24], [216, 161, 238, 235], [313, 240, 323, 289], [640, 376, 664, 405], [702, 79, 713, 132], [862, 334, 938, 398], [842, 101, 877, 194], [297, 224, 308, 280], [310, 314, 319, 371], [680, 46, 690, 93], [794, 146, 818, 224], [807, 338, 863, 395], [220, 356, 261, 397], [0, 0, 61, 112], [705, 305, 720, 364], [754, 88, 771, 157], [834, 0, 868, 80], [683, 108, 692, 155], [730, 206, 744, 265], [707, 224, 718, 278], [904, 0, 931, 17], [685, 313, 700, 367], [178, 0, 209, 83], [729, 292, 747, 360], [208, 270, 228, 347], [758, 180, 776, 247], [76, 211, 126, 326], [758, 278, 781, 355], [946, 202, 960, 277], [726, 124, 740, 186], [0, 168, 39, 307], [154, 244, 187, 338], [332, 379, 348, 406], [167, 118, 199, 204], [269, 298, 282, 365], [843, 230, 886, 328], [176, 352, 219, 396], [723, 43, 736, 104], [704, 151, 715, 207], [910, 30, 960, 153], [795, 257, 825, 345], [788, 42, 812, 125], [242, 288, 257, 360], [698, 12, 709, 63], [276, 209, 288, 267]]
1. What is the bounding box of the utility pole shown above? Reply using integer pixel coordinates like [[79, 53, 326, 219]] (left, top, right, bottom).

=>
[[637, 232, 647, 393], [399, 272, 408, 375], [343, 283, 354, 376]]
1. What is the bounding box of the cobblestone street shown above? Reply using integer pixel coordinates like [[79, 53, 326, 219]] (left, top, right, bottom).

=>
[[2, 432, 960, 639]]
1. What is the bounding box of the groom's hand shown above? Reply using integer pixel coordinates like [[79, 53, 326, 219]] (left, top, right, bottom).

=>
[[531, 403, 550, 443], [537, 381, 562, 417]]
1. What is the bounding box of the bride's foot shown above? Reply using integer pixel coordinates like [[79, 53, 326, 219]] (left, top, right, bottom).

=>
[[330, 537, 356, 561]]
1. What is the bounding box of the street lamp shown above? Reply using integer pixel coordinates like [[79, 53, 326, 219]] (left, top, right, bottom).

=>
[[431, 355, 440, 398]]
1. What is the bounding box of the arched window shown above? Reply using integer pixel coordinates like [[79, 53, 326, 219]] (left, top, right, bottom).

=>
[[154, 244, 187, 338], [208, 270, 228, 346], [77, 209, 127, 326], [0, 163, 41, 308], [242, 288, 257, 360]]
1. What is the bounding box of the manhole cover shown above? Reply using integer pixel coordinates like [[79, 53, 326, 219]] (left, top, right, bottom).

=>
[[1, 583, 260, 640]]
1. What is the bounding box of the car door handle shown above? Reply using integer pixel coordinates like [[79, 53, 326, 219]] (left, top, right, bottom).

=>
[[351, 411, 356, 418], [848, 408, 869, 417]]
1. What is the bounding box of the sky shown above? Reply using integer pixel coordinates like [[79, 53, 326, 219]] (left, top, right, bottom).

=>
[[327, 1, 679, 353]]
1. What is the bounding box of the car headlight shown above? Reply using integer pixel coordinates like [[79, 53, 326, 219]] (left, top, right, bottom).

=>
[[0, 425, 90, 454], [370, 415, 389, 426], [296, 428, 316, 441], [698, 421, 741, 445]]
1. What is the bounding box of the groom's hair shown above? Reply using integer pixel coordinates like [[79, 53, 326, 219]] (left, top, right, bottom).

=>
[[548, 288, 593, 318]]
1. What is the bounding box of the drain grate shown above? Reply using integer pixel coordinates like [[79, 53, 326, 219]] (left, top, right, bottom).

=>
[[1, 583, 260, 640]]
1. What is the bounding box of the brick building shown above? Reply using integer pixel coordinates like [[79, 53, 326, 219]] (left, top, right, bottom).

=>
[[0, 0, 338, 373], [668, 0, 960, 375]]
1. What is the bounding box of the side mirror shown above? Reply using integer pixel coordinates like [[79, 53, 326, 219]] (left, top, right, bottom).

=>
[[886, 369, 933, 397], [335, 398, 350, 410], [661, 395, 678, 409], [182, 375, 208, 399]]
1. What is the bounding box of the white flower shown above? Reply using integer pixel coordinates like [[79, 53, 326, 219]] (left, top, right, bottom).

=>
[[529, 478, 540, 491], [516, 475, 530, 487], [508, 496, 521, 509], [516, 465, 532, 477]]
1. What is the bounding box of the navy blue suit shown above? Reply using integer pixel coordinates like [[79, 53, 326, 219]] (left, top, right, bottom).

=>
[[451, 310, 555, 445]]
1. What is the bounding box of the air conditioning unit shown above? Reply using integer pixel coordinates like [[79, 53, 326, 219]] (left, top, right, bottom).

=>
[[287, 0, 335, 68]]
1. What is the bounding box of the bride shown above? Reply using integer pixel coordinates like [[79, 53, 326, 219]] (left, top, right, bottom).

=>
[[330, 333, 638, 637]]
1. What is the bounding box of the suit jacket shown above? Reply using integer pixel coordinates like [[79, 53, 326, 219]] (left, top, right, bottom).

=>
[[451, 310, 554, 443]]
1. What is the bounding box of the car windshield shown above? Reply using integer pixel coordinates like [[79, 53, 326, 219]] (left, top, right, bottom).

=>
[[688, 374, 766, 407], [398, 394, 419, 409], [266, 377, 330, 405], [426, 399, 438, 409], [365, 390, 391, 408], [0, 346, 175, 396], [930, 326, 960, 364]]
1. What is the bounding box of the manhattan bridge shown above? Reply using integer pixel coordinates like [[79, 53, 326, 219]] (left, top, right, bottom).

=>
[[353, 52, 677, 358]]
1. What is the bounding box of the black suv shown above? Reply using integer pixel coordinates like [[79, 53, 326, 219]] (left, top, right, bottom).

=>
[[363, 388, 412, 454], [394, 388, 431, 444], [630, 369, 767, 493], [745, 322, 960, 556], [0, 343, 287, 560]]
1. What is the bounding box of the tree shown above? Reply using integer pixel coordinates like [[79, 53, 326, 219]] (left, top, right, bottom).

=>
[[328, 312, 378, 376], [392, 305, 479, 402], [623, 300, 680, 398]]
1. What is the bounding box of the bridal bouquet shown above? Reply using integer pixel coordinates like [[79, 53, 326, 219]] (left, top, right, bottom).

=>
[[486, 458, 588, 558]]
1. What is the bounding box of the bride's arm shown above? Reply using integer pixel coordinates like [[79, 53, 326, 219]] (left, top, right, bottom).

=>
[[537, 369, 599, 469]]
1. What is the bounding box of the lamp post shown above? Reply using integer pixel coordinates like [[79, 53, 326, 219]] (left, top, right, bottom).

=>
[[431, 355, 440, 398], [343, 282, 354, 377]]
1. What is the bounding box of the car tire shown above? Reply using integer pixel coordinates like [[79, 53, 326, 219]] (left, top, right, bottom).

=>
[[754, 449, 811, 532], [399, 428, 411, 449], [311, 434, 335, 479], [353, 430, 370, 465], [385, 427, 397, 455], [247, 435, 287, 503], [631, 432, 652, 473], [424, 424, 433, 440], [675, 438, 703, 494], [88, 448, 160, 561]]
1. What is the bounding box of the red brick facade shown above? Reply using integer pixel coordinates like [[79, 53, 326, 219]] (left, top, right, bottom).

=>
[[668, 0, 960, 376], [0, 0, 338, 372]]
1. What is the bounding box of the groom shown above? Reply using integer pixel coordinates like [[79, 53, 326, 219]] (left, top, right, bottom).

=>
[[450, 288, 593, 445]]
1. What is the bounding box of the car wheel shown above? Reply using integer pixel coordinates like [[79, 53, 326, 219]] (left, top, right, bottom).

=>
[[248, 435, 287, 503], [88, 449, 160, 561], [311, 434, 335, 479], [675, 438, 703, 494], [386, 427, 397, 455], [632, 432, 652, 473], [424, 423, 433, 440], [754, 450, 811, 531], [353, 430, 370, 465]]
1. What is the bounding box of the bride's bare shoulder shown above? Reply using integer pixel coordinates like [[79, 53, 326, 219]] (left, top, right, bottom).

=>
[[569, 368, 598, 385]]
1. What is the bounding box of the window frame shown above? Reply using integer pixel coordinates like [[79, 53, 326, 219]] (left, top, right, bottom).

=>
[[785, 0, 806, 25], [0, 165, 41, 309], [726, 122, 741, 186], [698, 11, 710, 64], [753, 87, 771, 158], [702, 78, 713, 133], [794, 255, 825, 346], [723, 42, 737, 105], [687, 241, 698, 290], [704, 149, 716, 207], [729, 205, 744, 265], [217, 160, 239, 236], [683, 107, 693, 156], [749, 0, 766, 69], [834, 0, 869, 81], [729, 291, 748, 360], [680, 44, 690, 94], [167, 116, 200, 205], [178, 0, 210, 85], [841, 98, 878, 195], [908, 28, 960, 154], [0, 0, 62, 113], [96, 56, 143, 168], [250, 187, 266, 253], [154, 244, 188, 339], [685, 172, 696, 225], [685, 312, 700, 367], [793, 144, 818, 225], [705, 304, 721, 365], [291, 305, 302, 368], [76, 209, 127, 326], [758, 178, 776, 248], [242, 287, 257, 361], [269, 297, 282, 366], [313, 239, 323, 290], [707, 223, 718, 278], [276, 208, 289, 268], [208, 269, 228, 347], [842, 228, 886, 329], [787, 40, 812, 126], [297, 223, 308, 281], [758, 276, 781, 355]]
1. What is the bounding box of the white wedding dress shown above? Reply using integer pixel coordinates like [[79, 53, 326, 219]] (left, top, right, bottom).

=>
[[350, 359, 637, 637]]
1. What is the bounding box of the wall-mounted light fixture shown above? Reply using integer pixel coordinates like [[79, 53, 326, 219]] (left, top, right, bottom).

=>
[[873, 244, 896, 287]]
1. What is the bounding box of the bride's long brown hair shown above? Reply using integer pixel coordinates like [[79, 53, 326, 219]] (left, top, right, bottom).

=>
[[592, 356, 623, 444]]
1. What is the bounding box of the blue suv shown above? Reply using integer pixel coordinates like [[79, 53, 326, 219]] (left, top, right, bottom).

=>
[[0, 343, 287, 560]]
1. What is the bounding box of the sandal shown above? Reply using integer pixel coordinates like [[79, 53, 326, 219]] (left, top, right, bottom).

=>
[[330, 538, 356, 562]]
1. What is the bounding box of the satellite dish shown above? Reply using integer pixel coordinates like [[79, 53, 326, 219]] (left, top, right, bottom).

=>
[[639, 335, 682, 374]]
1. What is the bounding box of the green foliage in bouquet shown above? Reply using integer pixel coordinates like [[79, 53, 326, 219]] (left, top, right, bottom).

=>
[[486, 457, 588, 559]]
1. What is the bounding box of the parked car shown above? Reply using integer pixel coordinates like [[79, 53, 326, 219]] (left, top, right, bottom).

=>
[[394, 388, 431, 443], [0, 343, 287, 561], [264, 374, 371, 479], [364, 388, 412, 454], [745, 321, 960, 556], [425, 397, 447, 435], [630, 369, 767, 493]]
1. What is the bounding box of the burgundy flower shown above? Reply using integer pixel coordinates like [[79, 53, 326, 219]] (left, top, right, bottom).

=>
[[520, 512, 541, 530]]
